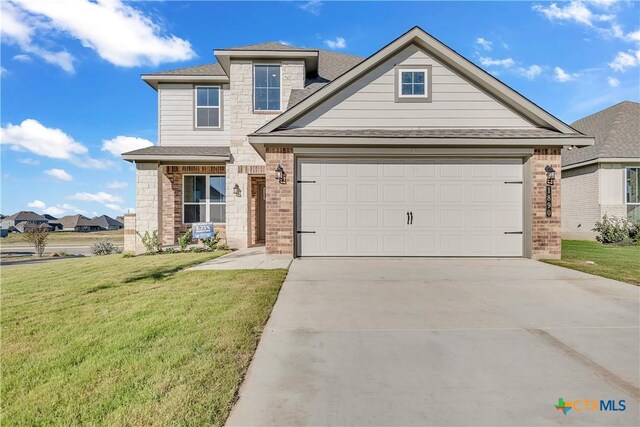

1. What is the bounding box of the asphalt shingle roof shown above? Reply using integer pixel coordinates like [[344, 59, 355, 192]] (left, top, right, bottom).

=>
[[147, 63, 226, 76], [220, 42, 312, 51], [563, 101, 640, 167], [5, 211, 48, 222], [122, 146, 231, 157], [58, 215, 99, 229], [260, 128, 581, 139], [92, 215, 123, 228]]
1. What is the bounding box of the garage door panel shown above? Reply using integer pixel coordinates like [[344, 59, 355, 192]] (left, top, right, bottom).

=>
[[297, 159, 523, 257]]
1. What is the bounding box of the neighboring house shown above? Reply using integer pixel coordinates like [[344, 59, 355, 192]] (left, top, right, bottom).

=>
[[43, 214, 63, 231], [0, 211, 49, 230], [116, 215, 125, 225], [92, 215, 124, 230], [562, 101, 640, 239], [123, 26, 593, 259], [58, 215, 102, 232]]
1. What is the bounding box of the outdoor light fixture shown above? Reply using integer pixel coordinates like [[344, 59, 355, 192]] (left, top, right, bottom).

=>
[[275, 164, 286, 183], [233, 183, 241, 197], [545, 165, 556, 185]]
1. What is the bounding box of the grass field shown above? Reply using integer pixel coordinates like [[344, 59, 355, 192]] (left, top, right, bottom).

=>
[[1, 229, 124, 245], [543, 240, 640, 285], [1, 252, 287, 425]]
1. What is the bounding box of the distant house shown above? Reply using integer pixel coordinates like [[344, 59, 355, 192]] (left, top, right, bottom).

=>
[[562, 101, 640, 239], [58, 215, 102, 232], [43, 214, 63, 231], [116, 215, 125, 224], [92, 215, 124, 230], [0, 211, 49, 231]]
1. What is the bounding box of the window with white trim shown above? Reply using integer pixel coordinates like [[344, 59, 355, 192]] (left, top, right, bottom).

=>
[[399, 70, 427, 97], [195, 86, 220, 128], [183, 175, 226, 224], [627, 167, 639, 220], [254, 65, 281, 111]]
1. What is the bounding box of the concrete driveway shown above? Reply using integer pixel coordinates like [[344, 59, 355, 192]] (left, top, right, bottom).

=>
[[227, 258, 639, 426]]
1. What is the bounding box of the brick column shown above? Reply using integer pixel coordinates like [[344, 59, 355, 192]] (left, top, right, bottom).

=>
[[531, 148, 562, 260], [265, 147, 294, 255], [123, 213, 136, 253]]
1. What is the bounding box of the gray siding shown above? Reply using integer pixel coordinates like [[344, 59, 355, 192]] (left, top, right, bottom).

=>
[[159, 83, 231, 146], [290, 45, 535, 129]]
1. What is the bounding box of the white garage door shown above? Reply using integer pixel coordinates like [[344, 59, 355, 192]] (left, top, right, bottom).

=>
[[296, 158, 523, 257]]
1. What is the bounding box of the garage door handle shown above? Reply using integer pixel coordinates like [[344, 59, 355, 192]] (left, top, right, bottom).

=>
[[297, 231, 316, 234], [504, 231, 523, 234], [407, 212, 410, 225], [410, 211, 413, 225], [504, 181, 523, 184]]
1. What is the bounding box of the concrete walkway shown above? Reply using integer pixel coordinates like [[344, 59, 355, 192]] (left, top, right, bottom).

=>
[[227, 258, 639, 426], [188, 246, 292, 270]]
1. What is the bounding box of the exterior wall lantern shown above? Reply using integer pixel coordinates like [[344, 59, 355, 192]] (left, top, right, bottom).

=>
[[275, 164, 286, 184], [233, 183, 241, 197], [545, 165, 556, 185]]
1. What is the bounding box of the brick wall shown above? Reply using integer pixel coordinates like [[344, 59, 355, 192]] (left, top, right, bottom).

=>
[[161, 165, 226, 245], [265, 147, 294, 254], [532, 148, 562, 260]]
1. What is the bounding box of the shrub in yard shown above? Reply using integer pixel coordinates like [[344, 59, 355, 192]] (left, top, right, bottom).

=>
[[178, 228, 192, 251], [164, 247, 177, 254], [593, 214, 638, 244], [137, 230, 161, 254], [122, 253, 135, 258], [201, 236, 220, 251], [21, 223, 49, 257], [91, 241, 119, 256]]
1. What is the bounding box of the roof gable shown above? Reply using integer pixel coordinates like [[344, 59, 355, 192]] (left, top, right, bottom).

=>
[[256, 26, 579, 135]]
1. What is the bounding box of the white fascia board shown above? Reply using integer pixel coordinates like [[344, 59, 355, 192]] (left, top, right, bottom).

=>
[[562, 157, 640, 170], [122, 154, 230, 163], [141, 75, 229, 90]]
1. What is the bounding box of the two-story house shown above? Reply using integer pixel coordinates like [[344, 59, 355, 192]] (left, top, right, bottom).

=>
[[122, 26, 593, 259]]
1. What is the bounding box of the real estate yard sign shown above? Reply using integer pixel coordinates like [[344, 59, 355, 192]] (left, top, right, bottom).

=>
[[192, 223, 215, 239]]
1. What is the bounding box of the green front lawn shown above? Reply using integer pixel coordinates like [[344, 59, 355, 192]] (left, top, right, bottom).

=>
[[543, 240, 640, 285], [1, 253, 287, 425]]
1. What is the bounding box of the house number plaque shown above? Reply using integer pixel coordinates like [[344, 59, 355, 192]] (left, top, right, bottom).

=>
[[546, 186, 552, 217]]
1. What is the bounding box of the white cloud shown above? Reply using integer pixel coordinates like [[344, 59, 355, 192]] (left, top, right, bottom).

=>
[[521, 64, 543, 79], [554, 66, 579, 82], [44, 168, 73, 182], [607, 76, 620, 87], [70, 191, 123, 204], [12, 54, 31, 62], [324, 37, 346, 49], [587, 0, 617, 8], [1, 119, 87, 159], [299, 0, 323, 15], [1, 2, 75, 73], [533, 1, 613, 26], [0, 66, 7, 76], [475, 37, 493, 51], [101, 135, 154, 156], [27, 199, 46, 209], [277, 40, 292, 46], [18, 158, 39, 165], [0, 119, 113, 169], [608, 50, 640, 71], [4, 0, 195, 72], [479, 57, 515, 68], [107, 180, 128, 189], [105, 203, 124, 212]]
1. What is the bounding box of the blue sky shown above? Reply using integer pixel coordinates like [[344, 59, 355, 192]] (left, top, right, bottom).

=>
[[1, 0, 639, 217]]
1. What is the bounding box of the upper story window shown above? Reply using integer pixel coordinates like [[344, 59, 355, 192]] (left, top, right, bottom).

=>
[[254, 65, 281, 111], [627, 167, 639, 220], [395, 67, 432, 103], [195, 86, 220, 128]]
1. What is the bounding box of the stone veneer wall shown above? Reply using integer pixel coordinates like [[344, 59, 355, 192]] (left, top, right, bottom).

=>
[[225, 59, 305, 249], [161, 165, 226, 245], [531, 148, 562, 260], [123, 213, 137, 253], [265, 147, 294, 255], [135, 162, 161, 254]]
